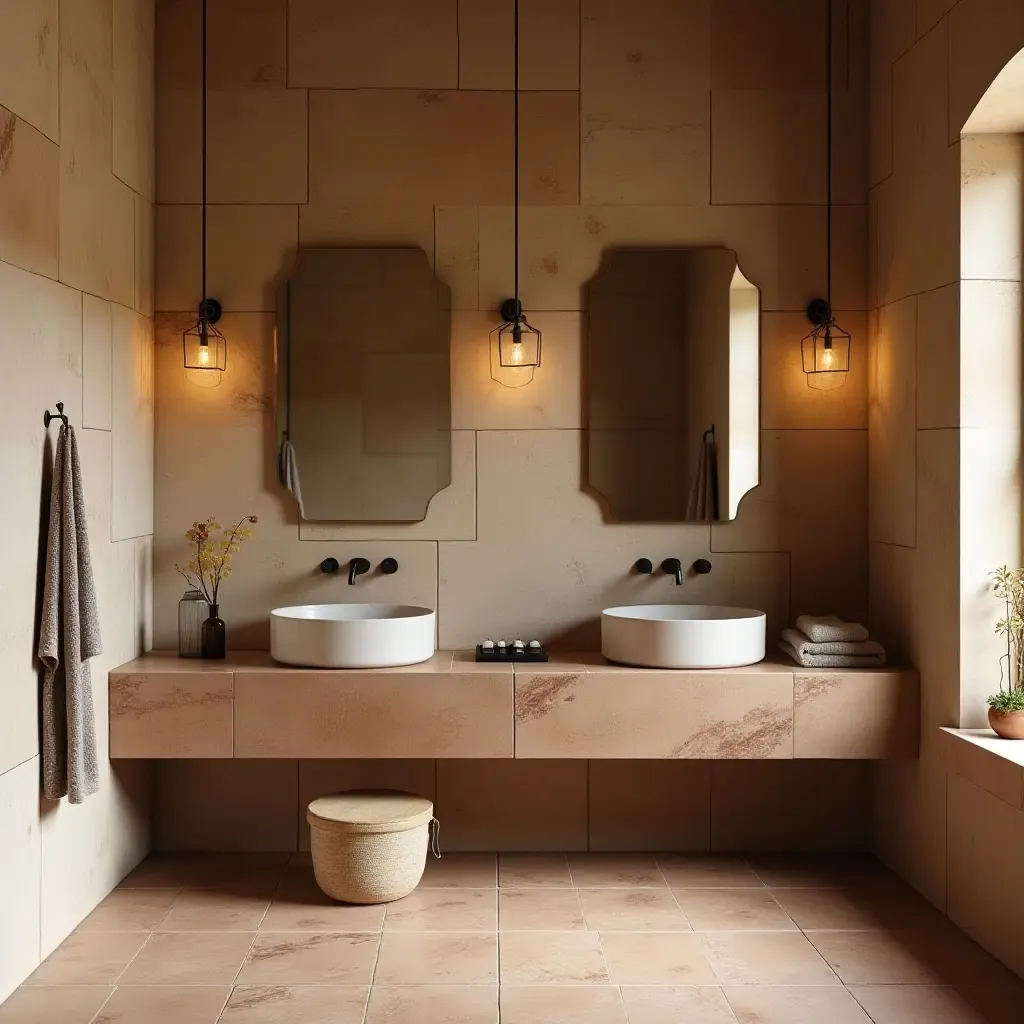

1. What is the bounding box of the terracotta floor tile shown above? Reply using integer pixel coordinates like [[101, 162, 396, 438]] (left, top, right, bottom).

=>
[[118, 932, 256, 985], [498, 985, 627, 1024], [420, 854, 497, 888], [673, 889, 796, 931], [261, 868, 385, 931], [374, 932, 498, 985], [723, 986, 872, 1023], [93, 985, 231, 1023], [499, 931, 609, 985], [806, 930, 947, 985], [499, 854, 572, 888], [699, 931, 840, 985], [365, 985, 498, 1023], [27, 932, 150, 985], [0, 986, 113, 1024], [219, 985, 368, 1023], [578, 888, 690, 931], [567, 855, 666, 888], [499, 889, 585, 930], [156, 890, 271, 931], [119, 855, 288, 894], [599, 931, 717, 985], [657, 854, 763, 889], [771, 887, 891, 930], [618, 985, 739, 1024], [78, 889, 180, 931], [848, 985, 988, 1023], [746, 854, 885, 889], [384, 888, 497, 931], [235, 932, 377, 985]]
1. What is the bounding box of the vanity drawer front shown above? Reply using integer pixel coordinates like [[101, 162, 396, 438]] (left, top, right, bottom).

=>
[[234, 672, 514, 758]]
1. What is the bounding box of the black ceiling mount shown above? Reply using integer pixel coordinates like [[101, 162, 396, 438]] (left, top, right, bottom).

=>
[[199, 298, 222, 324], [500, 298, 523, 322], [806, 298, 831, 327]]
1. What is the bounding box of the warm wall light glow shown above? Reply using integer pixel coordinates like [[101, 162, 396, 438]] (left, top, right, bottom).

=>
[[197, 343, 210, 366], [509, 341, 525, 365]]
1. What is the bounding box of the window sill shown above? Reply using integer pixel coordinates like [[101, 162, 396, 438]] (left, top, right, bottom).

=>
[[940, 727, 1024, 809]]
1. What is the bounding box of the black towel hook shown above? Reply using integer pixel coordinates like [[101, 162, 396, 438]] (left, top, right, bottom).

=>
[[43, 401, 69, 428]]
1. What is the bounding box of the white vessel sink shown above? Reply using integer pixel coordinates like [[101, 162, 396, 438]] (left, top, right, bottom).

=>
[[602, 604, 766, 669], [271, 603, 436, 669]]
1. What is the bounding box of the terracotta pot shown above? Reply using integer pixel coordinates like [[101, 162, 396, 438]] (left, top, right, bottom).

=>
[[988, 707, 1024, 739]]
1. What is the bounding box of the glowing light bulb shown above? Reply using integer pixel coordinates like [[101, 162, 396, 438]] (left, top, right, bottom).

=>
[[820, 346, 834, 370], [510, 341, 524, 365]]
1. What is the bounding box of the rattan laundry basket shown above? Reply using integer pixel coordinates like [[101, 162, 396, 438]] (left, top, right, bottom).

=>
[[307, 789, 436, 904]]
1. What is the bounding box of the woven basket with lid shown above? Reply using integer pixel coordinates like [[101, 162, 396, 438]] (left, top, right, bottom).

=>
[[307, 789, 435, 904]]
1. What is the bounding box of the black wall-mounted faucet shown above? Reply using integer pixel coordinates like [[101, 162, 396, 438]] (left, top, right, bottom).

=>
[[661, 558, 684, 585], [348, 557, 372, 585]]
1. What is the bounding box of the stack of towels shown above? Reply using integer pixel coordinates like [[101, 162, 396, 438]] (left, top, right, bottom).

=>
[[780, 615, 886, 668]]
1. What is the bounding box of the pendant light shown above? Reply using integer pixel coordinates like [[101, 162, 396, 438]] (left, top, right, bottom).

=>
[[801, 0, 850, 391], [490, 0, 541, 388], [183, 0, 226, 388]]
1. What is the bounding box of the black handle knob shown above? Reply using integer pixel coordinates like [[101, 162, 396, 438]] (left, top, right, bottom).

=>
[[320, 557, 340, 574], [634, 558, 653, 574], [693, 558, 712, 575], [380, 557, 399, 575]]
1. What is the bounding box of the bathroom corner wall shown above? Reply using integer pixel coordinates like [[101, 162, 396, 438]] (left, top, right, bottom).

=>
[[867, 0, 1024, 974], [0, 0, 155, 1001], [151, 0, 871, 853]]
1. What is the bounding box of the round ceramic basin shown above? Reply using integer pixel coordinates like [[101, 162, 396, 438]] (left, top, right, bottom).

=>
[[601, 604, 766, 669], [270, 603, 436, 669]]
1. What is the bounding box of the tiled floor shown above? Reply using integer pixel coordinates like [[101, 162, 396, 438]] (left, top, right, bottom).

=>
[[3, 852, 1023, 1023]]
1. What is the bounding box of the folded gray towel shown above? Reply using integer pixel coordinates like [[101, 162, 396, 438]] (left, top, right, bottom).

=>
[[782, 627, 886, 659], [779, 641, 886, 669], [796, 614, 869, 644], [38, 424, 101, 803]]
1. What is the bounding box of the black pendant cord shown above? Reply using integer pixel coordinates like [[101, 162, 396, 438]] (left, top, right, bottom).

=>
[[200, 0, 208, 315], [512, 0, 519, 315], [825, 0, 832, 321]]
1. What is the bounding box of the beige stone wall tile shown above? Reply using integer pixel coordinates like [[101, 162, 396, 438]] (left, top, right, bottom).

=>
[[157, 203, 298, 312], [515, 671, 793, 759], [588, 761, 711, 851], [0, 0, 58, 142], [299, 431, 476, 542], [869, 0, 915, 187], [155, 0, 199, 203], [960, 280, 1021, 429], [298, 202, 435, 260], [436, 759, 588, 851], [947, 773, 1024, 978], [135, 534, 154, 653], [760, 310, 868, 429], [0, 107, 59, 278], [868, 541, 916, 666], [916, 283, 958, 429], [235, 671, 513, 758], [941, 729, 1024, 809], [207, 0, 287, 88], [290, 0, 457, 88], [83, 295, 114, 430], [794, 670, 919, 758], [435, 206, 479, 310], [893, 15, 949, 179], [0, 758, 42, 1002], [868, 297, 916, 546], [960, 135, 1022, 282], [711, 90, 825, 205], [451, 311, 581, 428], [712, 760, 870, 851], [60, 0, 113, 169], [830, 203, 869, 311], [109, 671, 233, 758], [134, 191, 154, 317], [208, 88, 307, 203], [111, 304, 155, 540], [520, 92, 580, 204], [155, 759, 298, 851], [460, 0, 579, 90], [113, 0, 155, 199], [298, 759, 437, 851]]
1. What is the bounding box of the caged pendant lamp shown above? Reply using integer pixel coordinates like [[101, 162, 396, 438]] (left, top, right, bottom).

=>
[[182, 0, 226, 387], [801, 0, 850, 391], [490, 0, 541, 388]]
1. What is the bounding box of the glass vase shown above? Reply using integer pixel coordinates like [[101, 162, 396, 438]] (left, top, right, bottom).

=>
[[201, 604, 226, 659]]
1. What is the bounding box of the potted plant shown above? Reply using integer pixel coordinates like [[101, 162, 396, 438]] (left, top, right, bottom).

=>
[[988, 566, 1024, 739], [176, 515, 257, 659]]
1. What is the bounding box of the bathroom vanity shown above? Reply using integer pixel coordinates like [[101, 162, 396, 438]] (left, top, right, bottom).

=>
[[108, 652, 918, 762]]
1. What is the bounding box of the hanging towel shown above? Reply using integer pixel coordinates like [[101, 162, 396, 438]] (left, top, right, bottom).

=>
[[278, 436, 306, 518], [781, 627, 886, 660], [795, 614, 869, 644], [779, 641, 886, 669], [38, 424, 101, 803], [685, 427, 719, 522]]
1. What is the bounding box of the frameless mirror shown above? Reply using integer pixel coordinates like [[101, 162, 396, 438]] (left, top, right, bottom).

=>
[[585, 247, 760, 523], [276, 248, 452, 521]]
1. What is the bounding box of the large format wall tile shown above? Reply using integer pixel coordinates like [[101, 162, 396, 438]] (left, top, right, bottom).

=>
[[112, 0, 155, 199], [0, 0, 58, 142], [83, 295, 114, 430]]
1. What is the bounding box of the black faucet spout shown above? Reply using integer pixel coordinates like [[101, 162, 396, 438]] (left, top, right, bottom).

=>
[[348, 557, 371, 585], [661, 558, 684, 585]]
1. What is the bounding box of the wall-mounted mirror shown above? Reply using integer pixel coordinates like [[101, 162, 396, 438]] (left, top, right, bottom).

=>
[[276, 248, 452, 521], [585, 247, 759, 523]]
